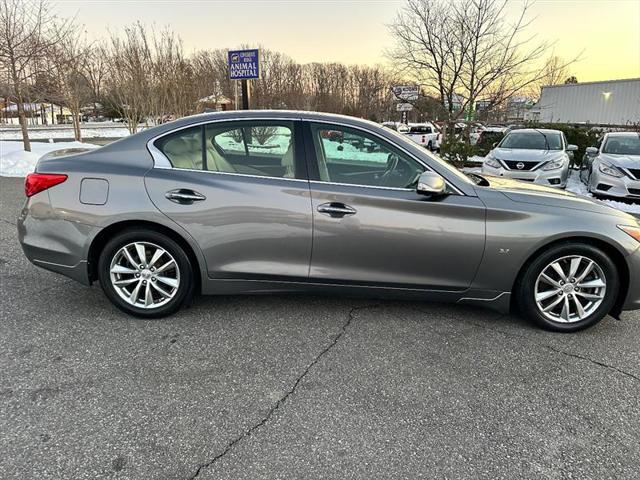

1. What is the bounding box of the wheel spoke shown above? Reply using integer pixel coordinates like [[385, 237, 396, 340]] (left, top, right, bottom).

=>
[[543, 295, 564, 312], [149, 248, 165, 268], [122, 247, 138, 269], [568, 257, 581, 279], [575, 261, 594, 283], [540, 273, 561, 288], [577, 279, 606, 289], [114, 277, 138, 286], [572, 294, 586, 319], [144, 282, 153, 307], [560, 295, 571, 321], [111, 264, 137, 275], [575, 291, 604, 300], [550, 261, 567, 281], [150, 281, 171, 298], [129, 280, 143, 304], [156, 275, 178, 289], [135, 243, 147, 267], [536, 289, 561, 302], [155, 259, 175, 274]]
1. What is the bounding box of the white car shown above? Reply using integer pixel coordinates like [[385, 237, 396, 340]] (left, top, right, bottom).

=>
[[581, 132, 640, 199], [401, 122, 440, 151], [481, 128, 577, 188]]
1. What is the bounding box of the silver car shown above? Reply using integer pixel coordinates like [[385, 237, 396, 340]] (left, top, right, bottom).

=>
[[581, 132, 640, 199], [482, 128, 577, 188], [17, 111, 640, 332]]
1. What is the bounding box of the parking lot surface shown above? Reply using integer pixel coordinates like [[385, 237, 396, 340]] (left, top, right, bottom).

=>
[[1, 176, 640, 479]]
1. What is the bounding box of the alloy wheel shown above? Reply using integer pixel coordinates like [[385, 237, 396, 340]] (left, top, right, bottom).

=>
[[109, 241, 180, 309], [534, 255, 606, 323]]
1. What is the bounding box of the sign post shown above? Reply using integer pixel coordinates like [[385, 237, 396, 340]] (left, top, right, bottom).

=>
[[228, 49, 260, 110]]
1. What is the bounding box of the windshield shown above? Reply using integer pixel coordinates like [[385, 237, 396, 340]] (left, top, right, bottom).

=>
[[499, 131, 563, 150], [602, 135, 640, 155]]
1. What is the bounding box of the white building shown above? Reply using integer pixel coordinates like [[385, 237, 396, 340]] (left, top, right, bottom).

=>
[[532, 78, 640, 126]]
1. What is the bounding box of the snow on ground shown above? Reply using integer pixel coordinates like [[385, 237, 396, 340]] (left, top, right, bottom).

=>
[[0, 123, 132, 140], [0, 140, 99, 177]]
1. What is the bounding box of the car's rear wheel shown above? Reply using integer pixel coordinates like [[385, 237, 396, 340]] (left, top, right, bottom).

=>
[[517, 243, 618, 332], [98, 229, 195, 318]]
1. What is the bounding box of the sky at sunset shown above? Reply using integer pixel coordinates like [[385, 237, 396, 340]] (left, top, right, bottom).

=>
[[58, 0, 640, 83]]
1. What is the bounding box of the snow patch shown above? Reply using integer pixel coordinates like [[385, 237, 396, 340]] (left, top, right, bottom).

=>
[[0, 140, 99, 177]]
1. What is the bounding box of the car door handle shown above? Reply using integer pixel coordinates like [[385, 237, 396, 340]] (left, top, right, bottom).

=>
[[165, 189, 206, 204], [317, 202, 357, 218]]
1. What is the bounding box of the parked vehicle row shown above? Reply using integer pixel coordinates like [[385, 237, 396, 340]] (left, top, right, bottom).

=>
[[18, 111, 640, 332]]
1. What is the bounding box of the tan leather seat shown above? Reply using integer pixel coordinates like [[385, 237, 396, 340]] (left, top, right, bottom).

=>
[[281, 142, 295, 178], [206, 144, 236, 173], [163, 138, 201, 170]]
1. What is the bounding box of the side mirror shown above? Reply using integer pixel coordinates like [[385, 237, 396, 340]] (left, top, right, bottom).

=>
[[416, 171, 447, 196], [567, 144, 578, 152], [585, 146, 598, 156]]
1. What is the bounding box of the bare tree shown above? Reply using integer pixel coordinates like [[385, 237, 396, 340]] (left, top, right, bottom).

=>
[[0, 0, 72, 150], [48, 29, 92, 141], [388, 0, 577, 136]]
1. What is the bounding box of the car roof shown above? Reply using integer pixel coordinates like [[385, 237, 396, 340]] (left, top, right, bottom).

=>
[[605, 131, 640, 138], [506, 128, 561, 135]]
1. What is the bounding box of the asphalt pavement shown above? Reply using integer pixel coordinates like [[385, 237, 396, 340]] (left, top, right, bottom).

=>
[[1, 176, 639, 479]]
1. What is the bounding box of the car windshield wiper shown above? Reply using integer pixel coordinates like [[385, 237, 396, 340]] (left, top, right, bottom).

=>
[[533, 129, 549, 150]]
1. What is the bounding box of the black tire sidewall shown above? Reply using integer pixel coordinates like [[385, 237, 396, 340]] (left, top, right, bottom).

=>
[[98, 229, 194, 318], [518, 243, 619, 332]]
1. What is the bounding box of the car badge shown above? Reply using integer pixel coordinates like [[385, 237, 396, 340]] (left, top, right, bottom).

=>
[[516, 162, 525, 170]]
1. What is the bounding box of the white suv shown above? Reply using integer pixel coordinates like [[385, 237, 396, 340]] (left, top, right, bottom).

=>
[[400, 122, 440, 151]]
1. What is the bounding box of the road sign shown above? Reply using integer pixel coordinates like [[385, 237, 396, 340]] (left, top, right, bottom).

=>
[[228, 49, 260, 80], [396, 102, 414, 112], [392, 85, 419, 102]]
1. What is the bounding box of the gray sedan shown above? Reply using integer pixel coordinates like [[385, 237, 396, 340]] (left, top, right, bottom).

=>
[[581, 132, 640, 199], [17, 111, 640, 332]]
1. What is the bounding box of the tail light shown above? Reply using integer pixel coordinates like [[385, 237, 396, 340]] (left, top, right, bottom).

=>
[[25, 173, 68, 197]]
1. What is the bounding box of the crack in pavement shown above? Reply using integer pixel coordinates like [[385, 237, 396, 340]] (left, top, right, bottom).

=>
[[0, 217, 16, 226], [466, 315, 640, 383], [186, 304, 378, 479]]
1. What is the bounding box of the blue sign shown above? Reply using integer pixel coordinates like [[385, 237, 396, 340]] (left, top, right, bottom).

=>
[[228, 49, 260, 80]]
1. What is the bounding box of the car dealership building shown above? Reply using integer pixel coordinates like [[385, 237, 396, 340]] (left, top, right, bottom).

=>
[[527, 78, 640, 127]]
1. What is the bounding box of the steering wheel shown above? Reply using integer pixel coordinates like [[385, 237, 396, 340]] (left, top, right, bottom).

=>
[[378, 153, 400, 185]]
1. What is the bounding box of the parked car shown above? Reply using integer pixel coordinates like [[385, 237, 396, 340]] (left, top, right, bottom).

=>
[[482, 128, 577, 188], [474, 126, 507, 154], [402, 122, 440, 151], [580, 132, 640, 199], [18, 111, 640, 332]]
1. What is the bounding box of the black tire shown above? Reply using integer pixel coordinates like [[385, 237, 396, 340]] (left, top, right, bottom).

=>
[[98, 229, 195, 318], [517, 243, 619, 332]]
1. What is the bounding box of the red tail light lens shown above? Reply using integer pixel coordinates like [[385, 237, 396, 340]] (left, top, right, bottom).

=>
[[25, 173, 68, 197]]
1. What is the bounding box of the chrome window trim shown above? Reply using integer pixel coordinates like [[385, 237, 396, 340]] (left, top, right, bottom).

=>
[[152, 164, 309, 183], [146, 115, 464, 195], [306, 119, 465, 196]]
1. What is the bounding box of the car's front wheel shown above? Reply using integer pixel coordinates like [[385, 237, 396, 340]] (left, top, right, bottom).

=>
[[98, 229, 195, 318], [517, 243, 619, 332]]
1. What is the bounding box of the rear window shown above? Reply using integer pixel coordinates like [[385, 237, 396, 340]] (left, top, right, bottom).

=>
[[409, 126, 432, 134], [499, 131, 562, 150]]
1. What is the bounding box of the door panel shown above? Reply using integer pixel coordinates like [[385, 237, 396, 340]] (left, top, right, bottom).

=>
[[145, 168, 312, 280], [309, 183, 486, 290]]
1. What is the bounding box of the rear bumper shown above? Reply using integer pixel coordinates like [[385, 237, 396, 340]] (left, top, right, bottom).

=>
[[17, 193, 99, 285]]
